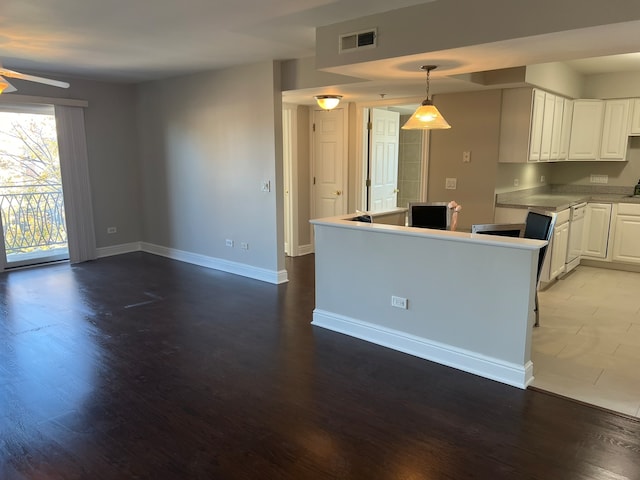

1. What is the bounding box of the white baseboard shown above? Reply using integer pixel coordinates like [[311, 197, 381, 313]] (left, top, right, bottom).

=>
[[312, 309, 533, 389], [298, 244, 314, 256], [141, 242, 288, 284], [96, 242, 142, 258]]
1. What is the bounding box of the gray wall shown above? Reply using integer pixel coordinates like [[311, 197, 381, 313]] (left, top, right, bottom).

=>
[[495, 163, 552, 194], [136, 61, 284, 272], [428, 90, 502, 228], [3, 76, 142, 249], [315, 0, 640, 71], [549, 139, 640, 187]]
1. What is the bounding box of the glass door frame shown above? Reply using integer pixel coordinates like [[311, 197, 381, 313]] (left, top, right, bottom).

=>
[[0, 103, 70, 269]]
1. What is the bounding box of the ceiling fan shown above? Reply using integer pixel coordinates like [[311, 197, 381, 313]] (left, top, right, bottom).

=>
[[0, 63, 70, 94]]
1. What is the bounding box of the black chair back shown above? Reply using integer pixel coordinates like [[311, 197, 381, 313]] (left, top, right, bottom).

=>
[[523, 210, 556, 282], [471, 223, 525, 237]]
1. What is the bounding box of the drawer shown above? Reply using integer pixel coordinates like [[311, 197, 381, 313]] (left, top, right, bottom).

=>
[[617, 203, 640, 215], [555, 208, 571, 224]]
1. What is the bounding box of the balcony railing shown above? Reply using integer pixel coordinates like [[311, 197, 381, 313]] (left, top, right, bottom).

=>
[[0, 184, 68, 259]]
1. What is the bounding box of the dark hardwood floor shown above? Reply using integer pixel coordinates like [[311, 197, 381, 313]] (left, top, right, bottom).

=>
[[1, 252, 639, 479]]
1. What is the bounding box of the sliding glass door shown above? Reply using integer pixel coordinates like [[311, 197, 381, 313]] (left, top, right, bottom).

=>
[[0, 104, 69, 269]]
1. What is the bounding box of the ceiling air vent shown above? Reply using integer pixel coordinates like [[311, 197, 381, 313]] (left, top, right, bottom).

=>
[[339, 28, 377, 53]]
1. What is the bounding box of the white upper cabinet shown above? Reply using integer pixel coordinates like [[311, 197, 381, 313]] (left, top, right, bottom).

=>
[[498, 88, 535, 164], [538, 91, 556, 161], [630, 98, 640, 135], [499, 88, 568, 164], [549, 96, 565, 160], [528, 89, 546, 162], [600, 99, 631, 160], [568, 100, 604, 160], [499, 90, 637, 163], [558, 99, 573, 160], [568, 99, 631, 161]]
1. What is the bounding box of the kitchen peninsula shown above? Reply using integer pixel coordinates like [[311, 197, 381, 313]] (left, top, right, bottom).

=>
[[311, 212, 547, 389]]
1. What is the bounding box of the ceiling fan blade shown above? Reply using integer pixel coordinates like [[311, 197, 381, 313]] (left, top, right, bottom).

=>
[[0, 68, 69, 88], [0, 76, 18, 93]]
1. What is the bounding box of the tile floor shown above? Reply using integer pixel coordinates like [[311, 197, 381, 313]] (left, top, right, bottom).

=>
[[532, 265, 640, 418]]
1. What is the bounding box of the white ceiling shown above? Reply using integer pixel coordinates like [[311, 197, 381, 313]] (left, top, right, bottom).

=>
[[1, 0, 640, 103], [0, 0, 434, 81]]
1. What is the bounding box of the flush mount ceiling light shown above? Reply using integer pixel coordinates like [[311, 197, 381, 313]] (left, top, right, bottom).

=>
[[314, 95, 343, 111], [402, 65, 451, 130]]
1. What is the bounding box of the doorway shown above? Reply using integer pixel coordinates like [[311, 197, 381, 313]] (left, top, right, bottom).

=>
[[0, 105, 69, 269], [358, 104, 428, 213], [368, 108, 400, 211], [311, 107, 348, 219]]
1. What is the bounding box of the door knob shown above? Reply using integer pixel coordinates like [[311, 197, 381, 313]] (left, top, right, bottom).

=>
[[393, 188, 400, 194], [333, 190, 342, 196]]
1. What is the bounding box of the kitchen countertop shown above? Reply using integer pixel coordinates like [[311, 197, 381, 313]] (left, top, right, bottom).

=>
[[496, 191, 640, 211]]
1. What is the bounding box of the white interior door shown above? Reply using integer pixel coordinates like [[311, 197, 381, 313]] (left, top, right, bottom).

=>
[[282, 107, 293, 255], [369, 108, 400, 211], [312, 108, 347, 218]]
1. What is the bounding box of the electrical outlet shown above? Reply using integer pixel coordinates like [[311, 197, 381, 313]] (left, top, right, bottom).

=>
[[240, 242, 249, 250], [514, 179, 519, 187], [391, 296, 408, 309], [462, 151, 471, 163], [540, 175, 545, 183], [445, 178, 457, 190], [107, 227, 117, 234], [225, 239, 233, 247]]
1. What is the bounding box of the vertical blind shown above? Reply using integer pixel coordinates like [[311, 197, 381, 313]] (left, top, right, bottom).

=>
[[55, 105, 97, 263]]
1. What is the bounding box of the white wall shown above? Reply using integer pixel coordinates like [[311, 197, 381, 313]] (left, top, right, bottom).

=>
[[136, 61, 285, 279], [525, 62, 584, 99], [584, 71, 640, 98], [312, 218, 543, 388]]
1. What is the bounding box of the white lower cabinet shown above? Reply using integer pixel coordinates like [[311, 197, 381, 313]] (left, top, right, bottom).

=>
[[611, 204, 640, 264], [549, 220, 569, 279], [582, 203, 612, 259], [540, 208, 570, 283]]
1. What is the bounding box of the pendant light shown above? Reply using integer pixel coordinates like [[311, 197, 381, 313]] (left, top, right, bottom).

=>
[[314, 95, 342, 111], [402, 65, 451, 130]]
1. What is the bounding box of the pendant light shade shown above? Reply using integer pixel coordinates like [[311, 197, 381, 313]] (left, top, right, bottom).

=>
[[314, 95, 342, 111], [0, 77, 9, 94], [402, 65, 451, 130]]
